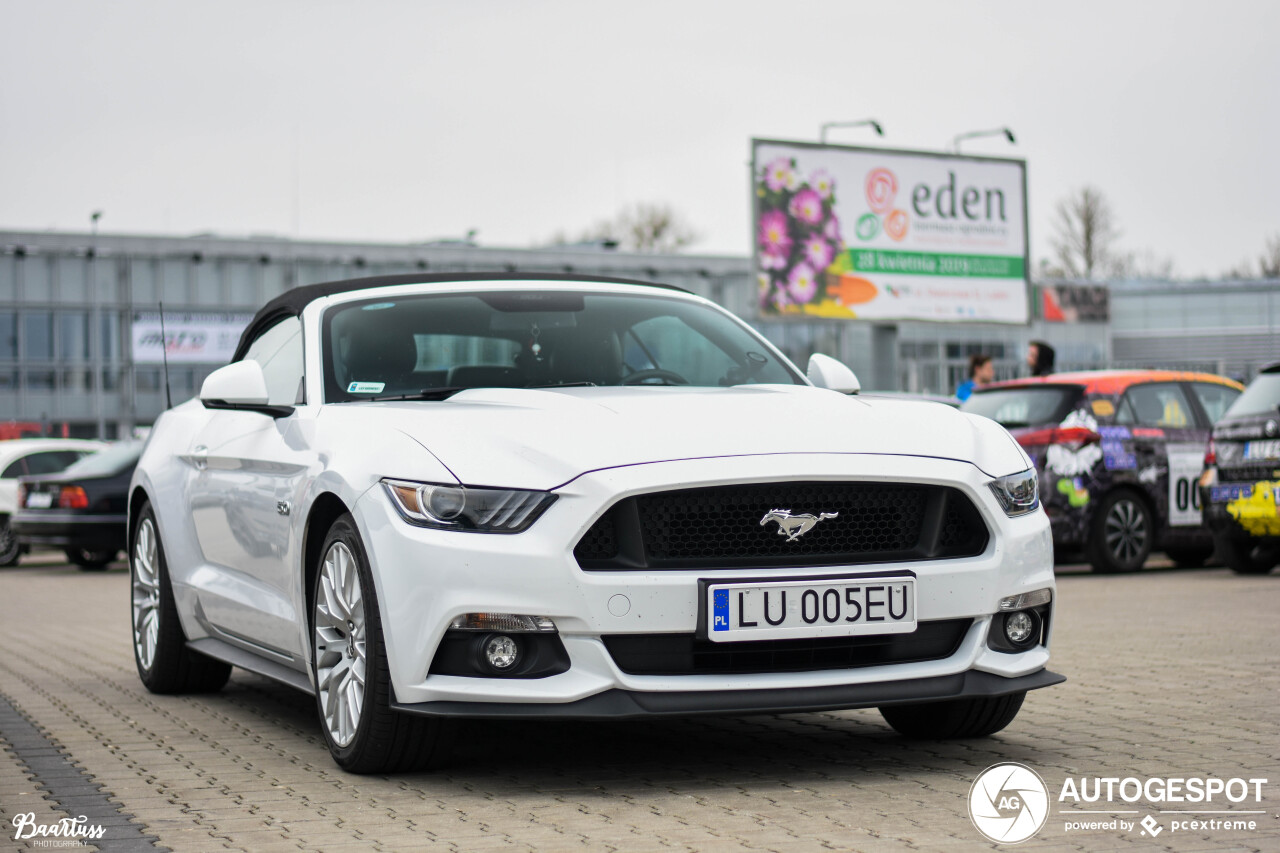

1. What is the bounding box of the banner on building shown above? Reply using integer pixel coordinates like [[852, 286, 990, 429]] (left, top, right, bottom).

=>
[[1039, 283, 1109, 322], [131, 313, 253, 364], [752, 139, 1029, 323]]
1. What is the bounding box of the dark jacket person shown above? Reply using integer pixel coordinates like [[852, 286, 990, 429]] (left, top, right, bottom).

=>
[[1027, 340, 1056, 377]]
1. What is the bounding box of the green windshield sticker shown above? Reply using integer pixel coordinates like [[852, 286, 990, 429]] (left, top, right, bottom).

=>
[[348, 382, 385, 394], [847, 249, 1024, 278]]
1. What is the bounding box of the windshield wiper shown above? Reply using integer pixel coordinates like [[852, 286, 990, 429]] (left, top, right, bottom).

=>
[[362, 387, 470, 402], [526, 381, 597, 388]]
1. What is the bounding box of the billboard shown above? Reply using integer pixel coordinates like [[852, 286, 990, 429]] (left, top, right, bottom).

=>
[[1039, 283, 1109, 322], [752, 139, 1029, 323], [131, 312, 253, 364]]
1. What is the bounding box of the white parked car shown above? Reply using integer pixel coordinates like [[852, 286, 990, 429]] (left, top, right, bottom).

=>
[[128, 273, 1061, 773], [1, 438, 109, 565]]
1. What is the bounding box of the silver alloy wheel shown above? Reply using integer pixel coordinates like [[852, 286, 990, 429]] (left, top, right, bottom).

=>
[[1103, 498, 1147, 565], [131, 518, 161, 671], [314, 540, 367, 748]]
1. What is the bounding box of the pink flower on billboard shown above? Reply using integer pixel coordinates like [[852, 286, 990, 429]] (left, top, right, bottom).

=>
[[764, 157, 796, 192], [810, 169, 834, 199], [755, 155, 844, 315], [789, 189, 824, 225], [760, 249, 787, 270], [786, 263, 819, 303], [803, 235, 833, 270], [759, 209, 793, 257], [864, 168, 898, 215], [824, 214, 841, 243]]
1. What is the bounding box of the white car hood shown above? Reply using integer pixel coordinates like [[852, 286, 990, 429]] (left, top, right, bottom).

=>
[[326, 385, 1028, 491]]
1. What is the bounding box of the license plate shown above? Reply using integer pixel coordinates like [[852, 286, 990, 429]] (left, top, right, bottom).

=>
[[25, 491, 53, 508], [1244, 440, 1280, 460], [705, 575, 916, 643]]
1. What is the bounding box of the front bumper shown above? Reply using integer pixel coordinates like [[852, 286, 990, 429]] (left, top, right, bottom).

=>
[[1202, 480, 1280, 539], [11, 512, 127, 550], [349, 453, 1057, 711]]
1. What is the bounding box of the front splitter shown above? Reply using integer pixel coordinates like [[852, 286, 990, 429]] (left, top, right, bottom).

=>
[[391, 668, 1065, 720]]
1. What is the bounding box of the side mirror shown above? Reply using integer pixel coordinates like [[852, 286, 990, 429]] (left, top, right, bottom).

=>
[[200, 361, 293, 417], [807, 353, 861, 394]]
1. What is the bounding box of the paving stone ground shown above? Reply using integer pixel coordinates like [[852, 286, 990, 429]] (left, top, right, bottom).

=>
[[0, 554, 1276, 852]]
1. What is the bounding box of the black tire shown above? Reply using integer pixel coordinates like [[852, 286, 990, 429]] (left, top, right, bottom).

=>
[[879, 692, 1026, 739], [1218, 536, 1279, 575], [67, 547, 118, 570], [131, 502, 232, 694], [1163, 544, 1214, 569], [1086, 490, 1153, 573], [0, 518, 20, 566], [311, 514, 453, 774]]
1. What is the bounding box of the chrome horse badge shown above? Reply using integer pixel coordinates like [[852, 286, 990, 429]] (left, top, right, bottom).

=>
[[759, 509, 839, 542]]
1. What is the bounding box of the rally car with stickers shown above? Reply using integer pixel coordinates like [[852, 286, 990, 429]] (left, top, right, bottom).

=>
[[963, 371, 1242, 573], [1201, 363, 1280, 574]]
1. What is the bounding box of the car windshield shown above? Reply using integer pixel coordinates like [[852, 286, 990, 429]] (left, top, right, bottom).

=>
[[1223, 372, 1280, 419], [59, 441, 144, 478], [960, 385, 1083, 428], [322, 290, 803, 402]]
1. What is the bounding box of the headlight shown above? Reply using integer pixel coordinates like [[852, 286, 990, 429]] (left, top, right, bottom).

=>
[[988, 469, 1039, 516], [382, 479, 556, 533]]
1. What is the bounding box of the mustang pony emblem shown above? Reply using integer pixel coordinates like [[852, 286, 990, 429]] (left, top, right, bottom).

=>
[[759, 508, 839, 542]]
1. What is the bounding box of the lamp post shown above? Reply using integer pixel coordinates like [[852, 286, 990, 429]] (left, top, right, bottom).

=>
[[820, 119, 884, 144], [952, 127, 1016, 154], [89, 210, 105, 439]]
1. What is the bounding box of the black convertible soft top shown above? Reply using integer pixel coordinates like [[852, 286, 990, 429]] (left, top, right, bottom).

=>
[[231, 272, 687, 362]]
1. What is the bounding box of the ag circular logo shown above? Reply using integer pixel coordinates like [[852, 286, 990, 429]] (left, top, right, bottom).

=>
[[968, 762, 1050, 844]]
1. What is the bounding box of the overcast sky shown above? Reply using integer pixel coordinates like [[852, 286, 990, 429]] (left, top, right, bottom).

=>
[[2, 1, 1276, 279]]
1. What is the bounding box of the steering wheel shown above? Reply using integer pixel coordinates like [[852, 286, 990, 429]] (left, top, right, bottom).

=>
[[621, 368, 690, 386]]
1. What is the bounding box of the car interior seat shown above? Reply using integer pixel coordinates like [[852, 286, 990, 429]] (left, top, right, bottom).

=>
[[342, 328, 420, 393], [548, 331, 623, 386]]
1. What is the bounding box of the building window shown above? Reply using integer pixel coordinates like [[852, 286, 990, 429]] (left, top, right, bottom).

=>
[[23, 313, 53, 361], [58, 312, 90, 361], [25, 369, 55, 390], [0, 312, 15, 359]]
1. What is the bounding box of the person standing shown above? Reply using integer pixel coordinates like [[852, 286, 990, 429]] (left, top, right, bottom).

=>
[[1027, 340, 1056, 377], [956, 353, 994, 401]]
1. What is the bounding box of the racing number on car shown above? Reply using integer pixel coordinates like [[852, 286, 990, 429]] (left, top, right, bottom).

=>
[[1167, 445, 1206, 527]]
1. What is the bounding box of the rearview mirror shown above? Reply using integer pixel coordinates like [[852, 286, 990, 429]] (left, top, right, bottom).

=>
[[807, 353, 861, 394], [200, 361, 293, 417]]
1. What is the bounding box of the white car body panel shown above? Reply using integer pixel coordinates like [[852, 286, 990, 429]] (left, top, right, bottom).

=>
[[130, 276, 1059, 721]]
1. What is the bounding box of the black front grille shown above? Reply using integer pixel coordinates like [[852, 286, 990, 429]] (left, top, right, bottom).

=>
[[575, 482, 988, 570], [603, 619, 972, 675]]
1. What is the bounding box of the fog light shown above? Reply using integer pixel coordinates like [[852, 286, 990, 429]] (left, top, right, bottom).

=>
[[483, 634, 520, 671], [1004, 611, 1037, 645]]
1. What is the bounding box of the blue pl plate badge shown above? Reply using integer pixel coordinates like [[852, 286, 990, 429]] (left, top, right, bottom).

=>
[[712, 589, 729, 632]]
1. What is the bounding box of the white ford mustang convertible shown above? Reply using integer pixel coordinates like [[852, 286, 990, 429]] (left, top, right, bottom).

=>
[[128, 273, 1062, 773]]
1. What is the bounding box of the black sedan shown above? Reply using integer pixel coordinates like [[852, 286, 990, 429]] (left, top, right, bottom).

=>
[[13, 441, 143, 569]]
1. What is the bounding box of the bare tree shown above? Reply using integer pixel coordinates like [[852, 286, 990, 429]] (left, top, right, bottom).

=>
[[550, 203, 699, 253], [1220, 233, 1280, 280], [1110, 248, 1175, 280], [1051, 186, 1121, 279], [1260, 233, 1280, 279]]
